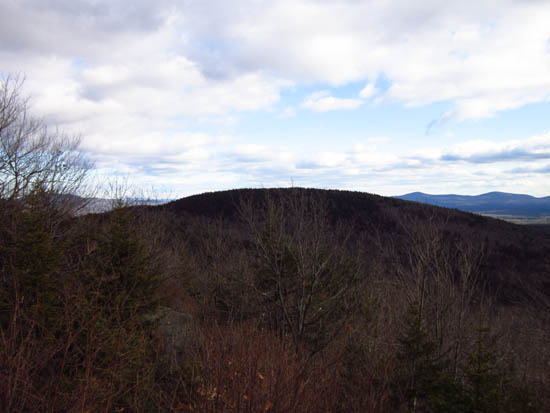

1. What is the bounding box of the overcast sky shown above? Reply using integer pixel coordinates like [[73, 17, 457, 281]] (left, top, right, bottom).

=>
[[1, 0, 550, 197]]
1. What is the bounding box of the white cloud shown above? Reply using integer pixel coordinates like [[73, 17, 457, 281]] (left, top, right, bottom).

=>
[[4, 0, 550, 123], [91, 132, 550, 197], [0, 2, 284, 182], [302, 90, 363, 112], [359, 83, 377, 99], [2, 0, 550, 197], [180, 0, 550, 119], [439, 134, 550, 163], [278, 107, 297, 118]]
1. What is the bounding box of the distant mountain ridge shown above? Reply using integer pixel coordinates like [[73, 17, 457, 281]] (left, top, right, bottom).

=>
[[395, 191, 550, 219]]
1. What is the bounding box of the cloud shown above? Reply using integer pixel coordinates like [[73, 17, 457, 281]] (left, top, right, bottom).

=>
[[302, 90, 363, 112], [0, 2, 284, 187], [2, 0, 550, 197], [278, 107, 297, 118], [507, 164, 550, 174], [426, 110, 455, 135], [181, 0, 550, 119], [359, 83, 377, 99], [4, 0, 550, 122], [439, 134, 550, 163], [86, 132, 550, 197]]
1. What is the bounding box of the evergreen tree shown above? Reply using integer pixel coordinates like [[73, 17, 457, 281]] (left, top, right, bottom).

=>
[[462, 316, 539, 413], [78, 204, 164, 409], [0, 190, 65, 334], [396, 303, 459, 412], [90, 204, 162, 320]]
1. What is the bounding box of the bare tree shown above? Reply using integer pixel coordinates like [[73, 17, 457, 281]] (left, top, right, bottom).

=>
[[239, 189, 365, 359], [0, 74, 91, 211], [393, 212, 486, 380]]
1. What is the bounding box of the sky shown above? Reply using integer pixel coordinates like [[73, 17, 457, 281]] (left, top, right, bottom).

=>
[[1, 0, 550, 198]]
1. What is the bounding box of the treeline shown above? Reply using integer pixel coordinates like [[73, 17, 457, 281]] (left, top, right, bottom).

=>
[[2, 75, 550, 411]]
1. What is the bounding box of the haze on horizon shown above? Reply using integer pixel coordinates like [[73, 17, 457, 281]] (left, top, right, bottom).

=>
[[1, 0, 549, 198]]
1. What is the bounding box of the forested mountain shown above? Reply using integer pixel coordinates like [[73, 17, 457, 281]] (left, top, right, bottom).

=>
[[163, 188, 550, 304], [4, 186, 550, 411]]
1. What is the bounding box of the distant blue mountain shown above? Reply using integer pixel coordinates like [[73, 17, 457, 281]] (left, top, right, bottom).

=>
[[395, 191, 550, 218]]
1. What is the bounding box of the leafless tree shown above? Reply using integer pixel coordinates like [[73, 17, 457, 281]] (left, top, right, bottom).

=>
[[238, 189, 365, 360], [392, 212, 486, 378], [0, 74, 91, 212]]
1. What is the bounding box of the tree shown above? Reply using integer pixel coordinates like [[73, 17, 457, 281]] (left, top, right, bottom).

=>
[[462, 313, 540, 413], [395, 303, 459, 413], [238, 189, 364, 359], [0, 74, 95, 411], [0, 73, 92, 337], [0, 74, 180, 411], [88, 202, 163, 321], [393, 212, 485, 380], [0, 73, 92, 336], [0, 74, 90, 210]]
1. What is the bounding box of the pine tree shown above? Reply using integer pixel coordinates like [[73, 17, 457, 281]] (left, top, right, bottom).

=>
[[91, 204, 162, 320], [465, 320, 502, 412], [396, 303, 459, 412], [78, 204, 164, 410], [463, 315, 540, 413], [0, 191, 65, 334]]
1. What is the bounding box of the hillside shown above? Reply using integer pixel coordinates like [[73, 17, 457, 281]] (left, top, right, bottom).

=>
[[154, 187, 550, 410], [162, 187, 550, 304], [4, 187, 550, 411]]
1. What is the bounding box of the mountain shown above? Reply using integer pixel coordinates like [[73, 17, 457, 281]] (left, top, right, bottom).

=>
[[161, 187, 550, 304], [85, 187, 550, 409], [395, 191, 550, 221]]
